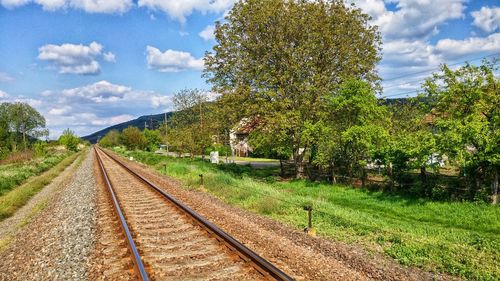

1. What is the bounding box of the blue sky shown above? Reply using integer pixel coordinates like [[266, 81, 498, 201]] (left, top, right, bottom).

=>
[[0, 0, 499, 138]]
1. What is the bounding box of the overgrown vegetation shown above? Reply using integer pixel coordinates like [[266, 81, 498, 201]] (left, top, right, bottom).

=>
[[0, 150, 83, 221], [0, 150, 72, 195], [116, 149, 500, 280]]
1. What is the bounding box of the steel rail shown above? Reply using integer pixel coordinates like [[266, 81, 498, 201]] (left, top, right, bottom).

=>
[[97, 146, 294, 281], [94, 147, 150, 281]]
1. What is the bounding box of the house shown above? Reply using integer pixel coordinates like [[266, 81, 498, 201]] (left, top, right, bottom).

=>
[[229, 117, 259, 157]]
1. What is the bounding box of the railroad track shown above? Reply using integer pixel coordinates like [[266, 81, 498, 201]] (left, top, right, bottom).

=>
[[94, 146, 293, 281]]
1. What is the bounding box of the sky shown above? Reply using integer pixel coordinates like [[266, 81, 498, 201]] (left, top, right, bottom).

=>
[[0, 0, 499, 139]]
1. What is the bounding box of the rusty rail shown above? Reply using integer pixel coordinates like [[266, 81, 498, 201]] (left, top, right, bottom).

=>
[[96, 146, 294, 281], [94, 147, 149, 281]]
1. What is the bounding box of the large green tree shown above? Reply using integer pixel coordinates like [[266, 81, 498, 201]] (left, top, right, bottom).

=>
[[0, 102, 47, 151], [204, 0, 381, 177], [313, 79, 388, 184], [169, 89, 216, 157], [120, 126, 146, 150], [423, 60, 499, 203]]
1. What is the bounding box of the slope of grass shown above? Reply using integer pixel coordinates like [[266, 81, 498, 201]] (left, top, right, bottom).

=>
[[0, 151, 72, 196], [118, 149, 500, 280], [0, 151, 83, 221]]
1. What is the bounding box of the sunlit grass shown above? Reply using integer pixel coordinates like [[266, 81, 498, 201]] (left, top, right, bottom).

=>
[[0, 151, 83, 221], [118, 149, 500, 280]]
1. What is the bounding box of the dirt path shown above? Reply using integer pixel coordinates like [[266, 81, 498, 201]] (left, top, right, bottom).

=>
[[0, 149, 97, 280], [0, 153, 82, 242], [109, 149, 455, 281]]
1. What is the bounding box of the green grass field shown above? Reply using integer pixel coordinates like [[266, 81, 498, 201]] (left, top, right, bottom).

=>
[[0, 151, 82, 221], [118, 149, 499, 280], [0, 151, 72, 196]]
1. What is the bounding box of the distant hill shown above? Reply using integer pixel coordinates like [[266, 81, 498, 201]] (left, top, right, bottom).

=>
[[82, 112, 173, 143]]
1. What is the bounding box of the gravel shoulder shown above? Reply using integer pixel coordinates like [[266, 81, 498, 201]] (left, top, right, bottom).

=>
[[113, 150, 456, 281], [0, 149, 98, 280]]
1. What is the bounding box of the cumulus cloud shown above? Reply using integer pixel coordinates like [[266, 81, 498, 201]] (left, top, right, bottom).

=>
[[471, 6, 500, 33], [199, 25, 215, 41], [435, 33, 500, 58], [137, 0, 234, 23], [352, 0, 466, 40], [48, 105, 72, 116], [21, 80, 173, 138], [146, 46, 204, 72], [0, 0, 132, 13], [38, 41, 115, 75], [0, 72, 14, 82], [61, 80, 131, 103]]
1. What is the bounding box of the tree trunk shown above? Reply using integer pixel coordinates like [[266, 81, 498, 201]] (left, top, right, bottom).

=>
[[294, 148, 306, 179], [361, 167, 366, 188], [331, 161, 337, 184], [492, 168, 498, 205], [420, 166, 428, 195], [22, 131, 26, 151], [279, 159, 285, 178]]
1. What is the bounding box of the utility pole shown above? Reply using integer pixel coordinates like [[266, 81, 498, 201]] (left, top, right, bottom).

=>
[[199, 98, 204, 160], [164, 112, 169, 154]]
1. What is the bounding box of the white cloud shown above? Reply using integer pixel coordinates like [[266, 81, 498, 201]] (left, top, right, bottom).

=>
[[61, 80, 131, 103], [435, 33, 500, 58], [199, 25, 215, 41], [21, 80, 173, 138], [352, 0, 466, 40], [0, 90, 8, 98], [146, 46, 204, 72], [137, 0, 234, 23], [0, 72, 14, 82], [48, 105, 72, 116], [103, 51, 116, 62], [1, 0, 132, 13], [150, 95, 170, 108], [38, 41, 115, 75], [0, 0, 30, 8], [471, 6, 500, 33]]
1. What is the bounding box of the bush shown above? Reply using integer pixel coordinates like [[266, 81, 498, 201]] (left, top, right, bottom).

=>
[[34, 141, 47, 157], [58, 129, 80, 151]]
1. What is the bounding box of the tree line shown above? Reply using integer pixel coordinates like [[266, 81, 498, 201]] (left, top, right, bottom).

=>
[[0, 102, 82, 159], [101, 0, 498, 203]]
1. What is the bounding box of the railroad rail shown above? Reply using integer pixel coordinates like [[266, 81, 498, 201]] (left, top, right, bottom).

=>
[[94, 146, 293, 281]]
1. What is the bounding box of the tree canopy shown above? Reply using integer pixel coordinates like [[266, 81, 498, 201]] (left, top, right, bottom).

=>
[[204, 0, 381, 177]]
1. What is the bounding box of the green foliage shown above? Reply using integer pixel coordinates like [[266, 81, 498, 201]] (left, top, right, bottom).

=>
[[117, 149, 500, 280], [167, 89, 217, 156], [143, 128, 162, 152], [0, 102, 47, 152], [98, 129, 120, 147], [58, 128, 80, 151], [205, 0, 381, 177], [33, 141, 47, 157], [0, 151, 81, 221], [120, 126, 146, 150], [0, 151, 70, 195], [312, 79, 389, 181], [423, 60, 499, 200]]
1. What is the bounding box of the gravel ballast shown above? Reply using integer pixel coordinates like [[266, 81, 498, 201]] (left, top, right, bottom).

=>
[[0, 149, 97, 280]]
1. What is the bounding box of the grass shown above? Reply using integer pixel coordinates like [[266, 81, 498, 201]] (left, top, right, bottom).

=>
[[227, 156, 279, 162], [0, 151, 73, 196], [118, 149, 500, 280], [0, 150, 83, 221]]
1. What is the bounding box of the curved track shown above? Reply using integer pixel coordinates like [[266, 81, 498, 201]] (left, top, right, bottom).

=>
[[94, 146, 293, 281]]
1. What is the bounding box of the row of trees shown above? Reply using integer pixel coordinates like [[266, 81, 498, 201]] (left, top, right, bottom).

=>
[[100, 0, 498, 202], [201, 0, 498, 202]]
